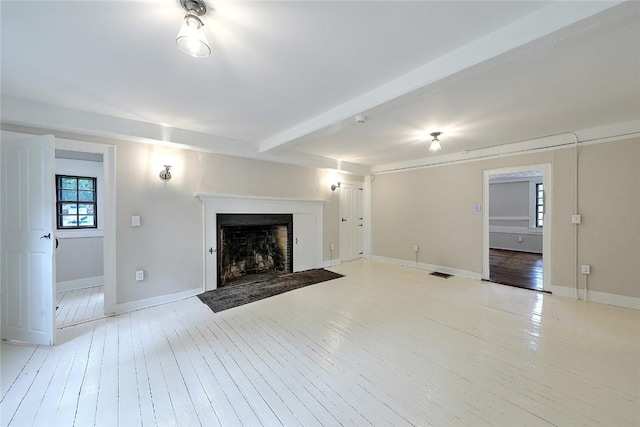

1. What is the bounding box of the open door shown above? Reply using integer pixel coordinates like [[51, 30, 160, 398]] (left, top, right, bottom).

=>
[[1, 135, 56, 345]]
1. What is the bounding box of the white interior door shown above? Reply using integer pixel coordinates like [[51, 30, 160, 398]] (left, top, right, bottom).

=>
[[293, 213, 317, 272], [340, 184, 363, 262], [1, 135, 56, 345]]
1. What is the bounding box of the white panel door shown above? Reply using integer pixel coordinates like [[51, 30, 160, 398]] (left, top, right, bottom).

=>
[[1, 135, 55, 345], [340, 184, 363, 262], [293, 213, 317, 272]]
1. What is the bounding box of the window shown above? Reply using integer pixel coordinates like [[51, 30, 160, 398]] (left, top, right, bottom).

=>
[[535, 183, 544, 227], [56, 175, 97, 229]]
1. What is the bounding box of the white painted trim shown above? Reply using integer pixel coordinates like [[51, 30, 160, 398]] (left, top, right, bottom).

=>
[[550, 285, 640, 310], [489, 176, 542, 184], [489, 216, 529, 221], [56, 229, 104, 239], [113, 288, 202, 315], [103, 145, 116, 314], [196, 194, 324, 291], [490, 226, 542, 235], [195, 193, 325, 205], [322, 259, 343, 269], [483, 163, 552, 292], [57, 276, 103, 292], [55, 139, 117, 315], [371, 255, 481, 280]]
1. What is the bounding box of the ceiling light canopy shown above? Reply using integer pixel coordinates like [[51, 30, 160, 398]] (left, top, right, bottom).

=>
[[176, 0, 211, 58], [429, 132, 442, 152]]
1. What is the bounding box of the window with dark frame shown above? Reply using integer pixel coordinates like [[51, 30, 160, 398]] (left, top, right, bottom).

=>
[[536, 183, 544, 227], [56, 175, 97, 229]]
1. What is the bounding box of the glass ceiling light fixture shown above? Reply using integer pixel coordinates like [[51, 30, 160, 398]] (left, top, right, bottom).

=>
[[176, 0, 211, 58], [429, 132, 442, 152]]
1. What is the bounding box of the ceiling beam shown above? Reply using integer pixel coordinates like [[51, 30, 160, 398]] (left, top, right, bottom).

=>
[[259, 1, 624, 153], [0, 97, 371, 176]]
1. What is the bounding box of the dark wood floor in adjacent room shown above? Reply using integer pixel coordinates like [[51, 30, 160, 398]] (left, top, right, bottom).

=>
[[490, 248, 543, 291]]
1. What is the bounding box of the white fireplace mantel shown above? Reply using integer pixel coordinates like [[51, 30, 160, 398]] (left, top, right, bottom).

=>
[[195, 193, 324, 290]]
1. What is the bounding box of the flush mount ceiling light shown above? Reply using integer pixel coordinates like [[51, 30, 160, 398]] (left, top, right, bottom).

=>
[[429, 132, 442, 152], [176, 0, 211, 58]]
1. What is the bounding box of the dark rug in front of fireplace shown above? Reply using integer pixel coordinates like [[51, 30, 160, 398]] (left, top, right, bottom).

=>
[[197, 269, 344, 313]]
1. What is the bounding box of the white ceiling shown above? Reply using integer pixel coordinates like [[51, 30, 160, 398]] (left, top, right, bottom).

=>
[[1, 1, 639, 173]]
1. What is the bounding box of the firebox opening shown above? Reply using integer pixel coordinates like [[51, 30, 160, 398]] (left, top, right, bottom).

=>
[[217, 214, 293, 287]]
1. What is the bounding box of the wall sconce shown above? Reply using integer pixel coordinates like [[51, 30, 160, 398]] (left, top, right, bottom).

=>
[[331, 182, 341, 192], [159, 165, 172, 181]]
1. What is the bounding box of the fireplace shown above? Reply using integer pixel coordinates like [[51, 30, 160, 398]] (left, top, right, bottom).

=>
[[217, 214, 293, 287]]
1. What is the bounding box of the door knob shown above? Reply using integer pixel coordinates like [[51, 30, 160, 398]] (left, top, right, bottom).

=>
[[40, 233, 51, 239]]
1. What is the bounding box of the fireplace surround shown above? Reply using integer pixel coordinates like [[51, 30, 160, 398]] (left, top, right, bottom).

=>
[[196, 193, 324, 291]]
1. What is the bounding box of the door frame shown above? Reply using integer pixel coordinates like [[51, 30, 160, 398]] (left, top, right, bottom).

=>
[[55, 139, 117, 314], [482, 163, 552, 291]]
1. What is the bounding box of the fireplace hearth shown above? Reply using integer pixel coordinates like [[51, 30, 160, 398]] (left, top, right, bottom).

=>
[[217, 214, 293, 287]]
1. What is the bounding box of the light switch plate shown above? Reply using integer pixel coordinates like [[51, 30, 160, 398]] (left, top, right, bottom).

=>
[[135, 270, 144, 281], [131, 215, 141, 227]]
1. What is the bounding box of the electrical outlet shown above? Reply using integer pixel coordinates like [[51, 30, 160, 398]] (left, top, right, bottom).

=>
[[330, 243, 335, 251], [131, 215, 141, 227], [581, 265, 591, 275], [517, 237, 523, 243], [135, 270, 144, 281], [413, 244, 419, 252]]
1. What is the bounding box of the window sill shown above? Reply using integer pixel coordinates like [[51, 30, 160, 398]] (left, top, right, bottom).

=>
[[56, 229, 104, 239]]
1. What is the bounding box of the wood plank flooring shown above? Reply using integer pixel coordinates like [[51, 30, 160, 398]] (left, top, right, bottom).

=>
[[2, 260, 639, 426], [490, 249, 543, 291], [56, 285, 105, 328]]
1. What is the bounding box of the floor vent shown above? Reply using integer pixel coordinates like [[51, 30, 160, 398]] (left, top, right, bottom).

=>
[[430, 272, 453, 279]]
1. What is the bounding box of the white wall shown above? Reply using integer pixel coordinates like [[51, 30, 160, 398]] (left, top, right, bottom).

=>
[[113, 141, 362, 305], [489, 179, 542, 253], [55, 157, 104, 288], [371, 138, 640, 302]]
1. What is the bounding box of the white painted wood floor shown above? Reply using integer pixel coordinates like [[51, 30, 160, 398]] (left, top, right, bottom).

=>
[[56, 285, 105, 328], [2, 260, 639, 426]]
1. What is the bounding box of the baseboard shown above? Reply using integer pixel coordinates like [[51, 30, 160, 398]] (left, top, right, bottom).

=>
[[550, 285, 640, 310], [112, 287, 203, 315], [370, 255, 482, 280], [57, 276, 103, 292], [322, 259, 343, 268]]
